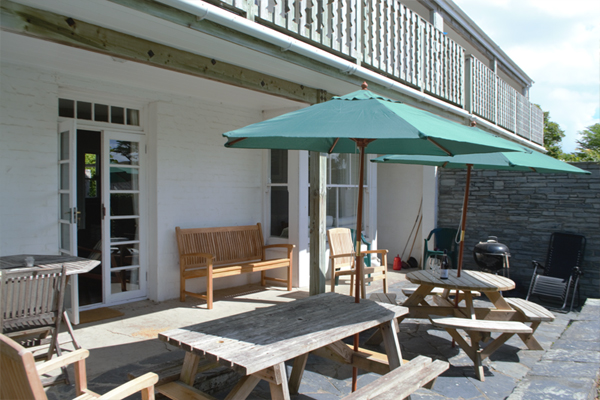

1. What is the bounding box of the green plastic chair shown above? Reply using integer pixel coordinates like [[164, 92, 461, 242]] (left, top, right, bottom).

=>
[[423, 228, 458, 269]]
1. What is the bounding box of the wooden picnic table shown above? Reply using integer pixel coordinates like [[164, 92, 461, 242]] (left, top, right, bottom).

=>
[[402, 269, 516, 321], [158, 292, 409, 400], [0, 254, 100, 275]]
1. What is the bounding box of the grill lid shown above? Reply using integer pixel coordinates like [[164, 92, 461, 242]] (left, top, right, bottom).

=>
[[473, 236, 510, 255]]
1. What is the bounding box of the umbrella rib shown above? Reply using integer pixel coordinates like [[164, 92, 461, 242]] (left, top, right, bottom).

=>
[[427, 138, 453, 156], [226, 137, 247, 147], [329, 138, 340, 154]]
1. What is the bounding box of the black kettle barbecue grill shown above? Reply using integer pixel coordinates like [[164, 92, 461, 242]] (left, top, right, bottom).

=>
[[473, 236, 510, 277]]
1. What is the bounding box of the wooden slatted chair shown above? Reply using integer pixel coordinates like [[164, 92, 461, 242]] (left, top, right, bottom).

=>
[[0, 333, 158, 400], [0, 266, 75, 361], [327, 228, 388, 298]]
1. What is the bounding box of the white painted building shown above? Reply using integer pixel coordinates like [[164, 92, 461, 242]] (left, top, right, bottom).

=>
[[0, 0, 545, 320]]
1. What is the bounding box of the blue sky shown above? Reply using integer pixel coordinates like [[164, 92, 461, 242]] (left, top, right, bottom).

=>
[[454, 0, 600, 153]]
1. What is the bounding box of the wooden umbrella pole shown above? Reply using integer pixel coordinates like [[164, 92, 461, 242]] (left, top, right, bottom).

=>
[[456, 164, 472, 278], [351, 140, 370, 392]]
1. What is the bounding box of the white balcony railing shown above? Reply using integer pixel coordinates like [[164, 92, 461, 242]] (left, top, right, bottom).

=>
[[218, 0, 543, 145]]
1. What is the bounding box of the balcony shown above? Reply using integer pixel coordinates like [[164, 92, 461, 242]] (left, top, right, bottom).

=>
[[209, 0, 544, 146]]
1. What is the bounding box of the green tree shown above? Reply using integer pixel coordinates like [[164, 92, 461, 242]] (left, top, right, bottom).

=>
[[542, 110, 566, 159], [571, 123, 600, 161]]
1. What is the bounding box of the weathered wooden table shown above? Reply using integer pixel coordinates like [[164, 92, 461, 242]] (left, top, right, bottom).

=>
[[403, 269, 516, 320], [158, 292, 409, 400], [0, 254, 100, 275]]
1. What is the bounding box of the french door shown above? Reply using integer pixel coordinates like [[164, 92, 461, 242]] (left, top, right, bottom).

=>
[[59, 124, 146, 320], [101, 131, 146, 304]]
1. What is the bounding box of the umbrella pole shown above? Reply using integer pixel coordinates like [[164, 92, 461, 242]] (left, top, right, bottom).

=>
[[351, 140, 369, 392], [456, 164, 472, 278]]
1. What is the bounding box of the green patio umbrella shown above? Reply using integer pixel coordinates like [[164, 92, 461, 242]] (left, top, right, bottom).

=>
[[224, 84, 524, 390], [372, 147, 590, 277]]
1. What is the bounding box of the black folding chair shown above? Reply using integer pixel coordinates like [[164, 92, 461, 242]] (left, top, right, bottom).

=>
[[526, 232, 586, 311]]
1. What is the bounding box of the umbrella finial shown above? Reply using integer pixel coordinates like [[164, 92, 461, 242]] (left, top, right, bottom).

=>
[[361, 81, 368, 90], [470, 119, 477, 127]]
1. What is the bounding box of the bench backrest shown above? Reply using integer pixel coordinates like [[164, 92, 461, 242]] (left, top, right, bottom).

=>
[[176, 224, 265, 266]]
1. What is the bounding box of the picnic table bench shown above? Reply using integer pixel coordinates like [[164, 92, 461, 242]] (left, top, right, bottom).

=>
[[430, 315, 532, 381], [176, 223, 294, 309]]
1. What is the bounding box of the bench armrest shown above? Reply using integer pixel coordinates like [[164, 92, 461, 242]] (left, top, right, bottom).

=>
[[362, 249, 388, 255], [97, 372, 158, 400], [330, 252, 355, 259], [36, 349, 89, 375]]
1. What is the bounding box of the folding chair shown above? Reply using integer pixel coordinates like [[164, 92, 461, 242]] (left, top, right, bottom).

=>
[[526, 232, 586, 311], [0, 333, 157, 400]]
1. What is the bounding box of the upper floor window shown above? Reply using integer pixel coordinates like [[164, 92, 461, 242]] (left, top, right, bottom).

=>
[[58, 98, 140, 126]]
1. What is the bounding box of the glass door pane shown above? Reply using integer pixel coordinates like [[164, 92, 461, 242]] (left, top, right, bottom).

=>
[[58, 119, 80, 323], [102, 133, 146, 304]]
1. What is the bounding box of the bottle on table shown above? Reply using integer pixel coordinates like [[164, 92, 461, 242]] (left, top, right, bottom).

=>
[[440, 250, 449, 279]]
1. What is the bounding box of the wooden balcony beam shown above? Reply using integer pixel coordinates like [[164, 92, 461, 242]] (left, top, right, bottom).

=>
[[0, 0, 324, 104]]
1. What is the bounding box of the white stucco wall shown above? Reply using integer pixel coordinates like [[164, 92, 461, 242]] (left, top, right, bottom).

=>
[[151, 98, 265, 301], [377, 163, 438, 267], [0, 64, 60, 255]]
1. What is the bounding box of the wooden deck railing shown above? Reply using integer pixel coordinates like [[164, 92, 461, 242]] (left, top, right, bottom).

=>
[[217, 0, 543, 145]]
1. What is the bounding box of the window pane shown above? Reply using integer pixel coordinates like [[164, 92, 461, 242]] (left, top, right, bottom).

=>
[[95, 104, 109, 122], [58, 99, 74, 118], [110, 167, 138, 191], [127, 109, 140, 126], [60, 223, 71, 251], [270, 187, 289, 237], [60, 163, 70, 190], [326, 187, 365, 230], [110, 243, 139, 268], [270, 149, 288, 184], [111, 106, 125, 124], [110, 269, 140, 294], [60, 193, 70, 220], [110, 193, 139, 216], [109, 140, 139, 165], [77, 101, 92, 120], [110, 218, 139, 241], [60, 131, 70, 160]]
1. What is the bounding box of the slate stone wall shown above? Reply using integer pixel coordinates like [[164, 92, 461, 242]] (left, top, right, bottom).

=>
[[437, 162, 599, 300]]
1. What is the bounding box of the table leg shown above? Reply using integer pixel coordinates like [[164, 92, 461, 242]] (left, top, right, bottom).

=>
[[180, 352, 201, 386], [379, 320, 402, 370], [225, 375, 261, 400], [288, 353, 309, 395], [463, 292, 475, 320], [402, 284, 435, 307], [268, 362, 290, 400], [517, 321, 544, 350], [484, 291, 512, 310]]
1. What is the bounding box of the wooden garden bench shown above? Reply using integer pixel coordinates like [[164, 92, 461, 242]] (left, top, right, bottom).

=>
[[429, 315, 532, 381], [176, 223, 294, 309], [505, 297, 555, 350]]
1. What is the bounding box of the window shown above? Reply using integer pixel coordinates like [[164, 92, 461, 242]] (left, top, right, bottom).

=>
[[58, 98, 140, 126], [309, 153, 368, 232], [268, 150, 289, 237], [327, 153, 367, 230]]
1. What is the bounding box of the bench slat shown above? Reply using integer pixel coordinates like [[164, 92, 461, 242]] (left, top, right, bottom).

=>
[[505, 298, 555, 321], [429, 316, 532, 334], [342, 355, 448, 400]]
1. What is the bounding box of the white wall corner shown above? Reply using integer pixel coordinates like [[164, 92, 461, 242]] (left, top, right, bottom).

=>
[[421, 165, 439, 265]]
